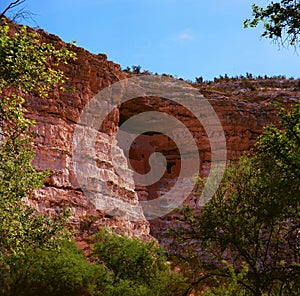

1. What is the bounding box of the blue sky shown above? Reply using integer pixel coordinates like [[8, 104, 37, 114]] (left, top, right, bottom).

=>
[[2, 0, 300, 81]]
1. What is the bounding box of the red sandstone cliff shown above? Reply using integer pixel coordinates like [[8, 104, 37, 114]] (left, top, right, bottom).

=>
[[22, 28, 151, 245], [13, 25, 299, 243]]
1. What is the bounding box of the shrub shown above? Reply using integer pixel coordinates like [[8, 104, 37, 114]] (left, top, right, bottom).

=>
[[2, 240, 111, 296], [92, 228, 187, 296]]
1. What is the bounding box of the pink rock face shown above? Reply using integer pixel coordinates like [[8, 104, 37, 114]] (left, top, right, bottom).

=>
[[20, 24, 300, 244], [117, 83, 299, 241], [23, 28, 150, 242]]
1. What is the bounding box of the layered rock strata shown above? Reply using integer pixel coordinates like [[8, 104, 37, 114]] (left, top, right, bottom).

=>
[[23, 29, 150, 242], [118, 81, 299, 240], [18, 24, 299, 243]]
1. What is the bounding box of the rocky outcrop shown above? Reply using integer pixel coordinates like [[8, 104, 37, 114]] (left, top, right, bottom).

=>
[[118, 79, 299, 240], [18, 24, 299, 244], [23, 29, 150, 243]]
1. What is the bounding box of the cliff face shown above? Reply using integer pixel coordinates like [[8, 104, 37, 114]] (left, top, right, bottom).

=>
[[24, 29, 150, 244], [118, 80, 299, 240], [21, 26, 299, 243]]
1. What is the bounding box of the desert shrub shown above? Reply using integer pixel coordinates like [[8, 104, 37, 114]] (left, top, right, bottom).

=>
[[3, 240, 111, 296], [92, 228, 187, 296]]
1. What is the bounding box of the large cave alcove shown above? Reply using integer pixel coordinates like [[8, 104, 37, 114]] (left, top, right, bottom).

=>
[[117, 96, 211, 240]]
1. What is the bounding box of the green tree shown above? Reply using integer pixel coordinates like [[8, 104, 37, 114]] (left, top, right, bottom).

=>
[[202, 263, 249, 296], [0, 19, 76, 294], [92, 228, 187, 296], [173, 102, 300, 295], [244, 0, 300, 47], [9, 240, 112, 296]]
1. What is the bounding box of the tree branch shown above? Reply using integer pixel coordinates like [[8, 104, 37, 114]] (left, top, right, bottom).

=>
[[0, 0, 26, 19]]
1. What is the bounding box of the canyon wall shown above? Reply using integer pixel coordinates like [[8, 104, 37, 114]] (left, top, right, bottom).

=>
[[20, 26, 299, 243], [24, 29, 150, 245], [118, 83, 299, 240]]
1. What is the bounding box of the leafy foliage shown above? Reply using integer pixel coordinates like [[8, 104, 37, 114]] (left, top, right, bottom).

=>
[[173, 102, 300, 295], [202, 263, 249, 296], [1, 240, 109, 296], [244, 0, 300, 47], [92, 229, 187, 296], [0, 19, 77, 294]]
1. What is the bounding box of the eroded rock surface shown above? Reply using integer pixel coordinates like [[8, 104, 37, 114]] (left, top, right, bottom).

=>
[[24, 29, 150, 244], [118, 80, 299, 241], [20, 25, 299, 245]]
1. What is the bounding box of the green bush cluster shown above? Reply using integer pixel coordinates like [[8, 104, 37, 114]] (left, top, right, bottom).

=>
[[1, 230, 186, 296]]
